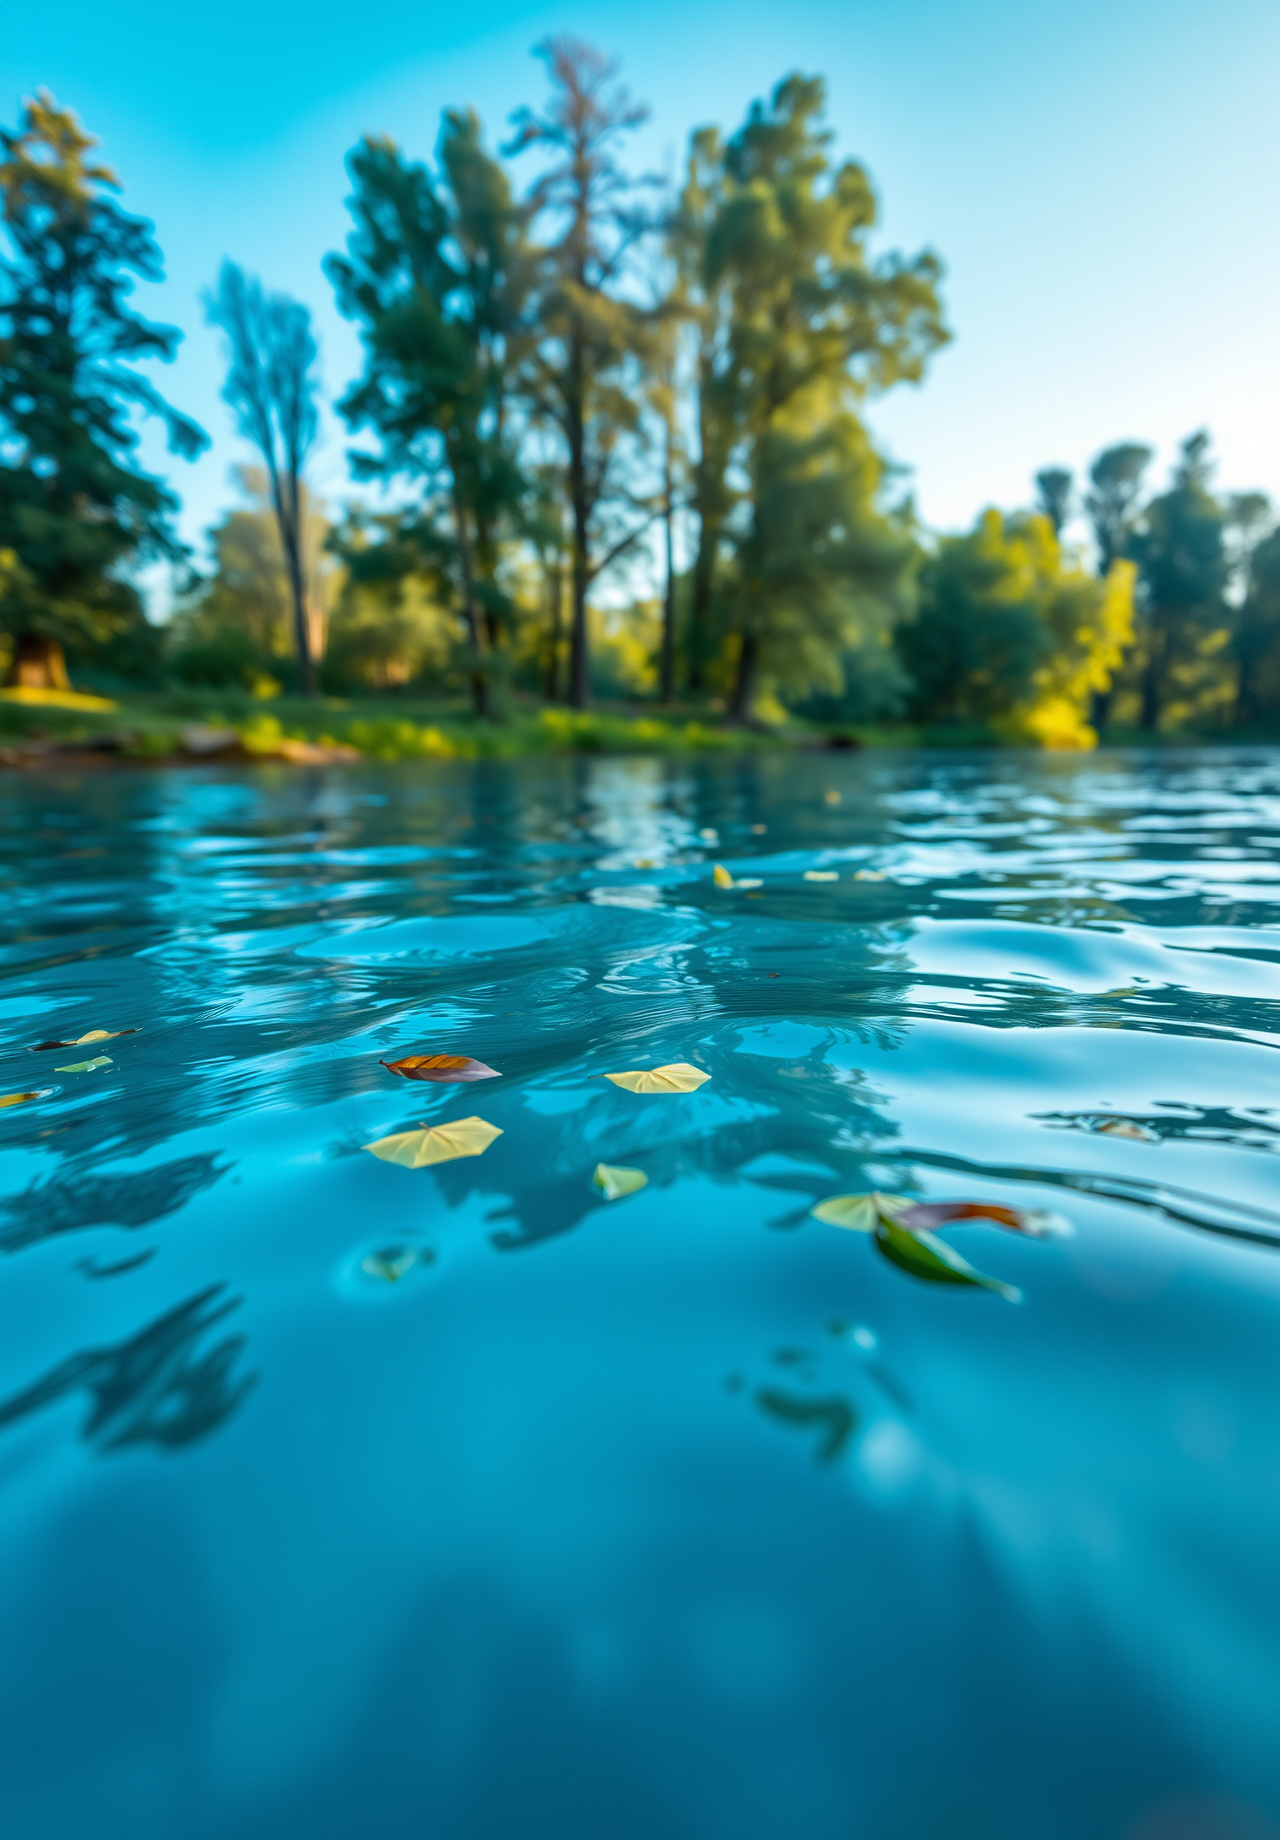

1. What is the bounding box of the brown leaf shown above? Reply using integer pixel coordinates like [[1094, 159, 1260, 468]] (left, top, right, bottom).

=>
[[30, 1028, 138, 1052], [887, 1198, 1071, 1239], [380, 1053, 500, 1083]]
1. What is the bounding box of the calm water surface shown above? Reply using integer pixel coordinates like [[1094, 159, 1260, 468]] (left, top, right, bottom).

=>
[[2, 749, 1280, 1840]]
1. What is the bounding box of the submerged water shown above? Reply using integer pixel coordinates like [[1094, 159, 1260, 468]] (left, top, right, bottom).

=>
[[2, 749, 1280, 1840]]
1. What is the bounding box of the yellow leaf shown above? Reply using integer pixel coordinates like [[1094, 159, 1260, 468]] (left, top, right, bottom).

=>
[[633, 858, 656, 869], [713, 863, 734, 888], [811, 1192, 916, 1232], [593, 1163, 648, 1200], [853, 870, 886, 882], [604, 1062, 710, 1094], [803, 870, 839, 882], [0, 1088, 51, 1109], [364, 1115, 503, 1168], [823, 790, 841, 806]]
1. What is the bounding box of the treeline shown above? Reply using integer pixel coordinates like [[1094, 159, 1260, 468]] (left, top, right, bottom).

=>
[[1, 51, 1277, 742]]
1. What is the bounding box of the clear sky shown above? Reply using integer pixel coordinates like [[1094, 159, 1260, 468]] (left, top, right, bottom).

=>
[[3, 0, 1278, 591]]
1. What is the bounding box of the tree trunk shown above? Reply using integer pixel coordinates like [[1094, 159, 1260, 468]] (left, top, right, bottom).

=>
[[450, 473, 489, 720], [729, 629, 758, 724], [275, 469, 316, 697], [1140, 622, 1164, 731], [566, 338, 590, 711], [4, 635, 70, 690], [544, 559, 563, 702], [660, 439, 676, 704]]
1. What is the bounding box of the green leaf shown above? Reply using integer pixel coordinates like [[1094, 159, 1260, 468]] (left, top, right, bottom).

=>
[[874, 1219, 1021, 1302], [593, 1163, 648, 1201], [53, 1055, 113, 1074]]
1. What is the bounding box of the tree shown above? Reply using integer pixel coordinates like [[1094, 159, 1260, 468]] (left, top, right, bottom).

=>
[[206, 261, 322, 696], [327, 112, 530, 717], [0, 93, 205, 687], [506, 38, 655, 709], [1129, 432, 1227, 730], [898, 509, 1133, 746], [1233, 522, 1280, 728], [700, 75, 948, 719], [1034, 467, 1073, 536], [170, 466, 337, 692], [670, 126, 734, 692], [1085, 442, 1152, 574]]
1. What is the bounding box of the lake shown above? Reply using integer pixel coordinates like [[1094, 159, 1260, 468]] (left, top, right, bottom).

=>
[[1, 748, 1279, 1840]]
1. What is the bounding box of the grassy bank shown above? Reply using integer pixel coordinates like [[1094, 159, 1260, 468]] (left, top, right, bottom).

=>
[[0, 687, 1262, 764]]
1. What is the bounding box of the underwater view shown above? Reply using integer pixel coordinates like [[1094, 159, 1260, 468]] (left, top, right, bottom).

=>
[[2, 748, 1280, 1840]]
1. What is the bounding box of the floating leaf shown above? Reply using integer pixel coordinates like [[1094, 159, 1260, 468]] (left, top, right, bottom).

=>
[[31, 1028, 138, 1051], [890, 1197, 1072, 1239], [593, 1162, 649, 1200], [698, 828, 719, 843], [633, 857, 656, 869], [53, 1055, 112, 1074], [823, 790, 842, 806], [803, 870, 838, 882], [714, 863, 763, 891], [751, 824, 768, 835], [364, 1115, 502, 1168], [811, 1192, 914, 1233], [0, 1088, 53, 1109], [604, 1062, 709, 1094], [874, 1217, 1021, 1302], [360, 1243, 435, 1283], [380, 1052, 500, 1083], [1095, 1116, 1159, 1143], [853, 869, 886, 882]]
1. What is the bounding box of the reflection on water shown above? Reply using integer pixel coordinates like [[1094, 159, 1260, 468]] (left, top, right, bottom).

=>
[[2, 749, 1280, 1839], [0, 1283, 255, 1451]]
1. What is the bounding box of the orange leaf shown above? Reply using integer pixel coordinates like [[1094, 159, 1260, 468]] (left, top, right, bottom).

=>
[[890, 1199, 1071, 1239], [380, 1053, 500, 1083]]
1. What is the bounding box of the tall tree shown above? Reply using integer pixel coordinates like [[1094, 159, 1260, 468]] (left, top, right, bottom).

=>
[[898, 509, 1133, 747], [326, 113, 529, 717], [207, 261, 322, 696], [0, 93, 205, 688], [1034, 467, 1073, 537], [1085, 442, 1152, 574], [506, 38, 655, 709], [1233, 520, 1280, 727], [670, 126, 734, 692], [1129, 432, 1227, 730], [702, 75, 948, 719]]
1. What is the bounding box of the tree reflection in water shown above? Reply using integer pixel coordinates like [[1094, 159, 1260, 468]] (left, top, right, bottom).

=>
[[0, 1283, 257, 1452]]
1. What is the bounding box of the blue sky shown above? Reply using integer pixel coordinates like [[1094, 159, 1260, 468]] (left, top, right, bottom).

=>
[[4, 0, 1278, 593]]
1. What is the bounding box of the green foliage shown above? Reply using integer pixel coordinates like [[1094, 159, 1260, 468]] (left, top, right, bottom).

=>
[[0, 93, 205, 677], [327, 110, 531, 715], [1129, 433, 1228, 730], [1234, 523, 1280, 727], [899, 510, 1134, 745], [686, 73, 948, 718]]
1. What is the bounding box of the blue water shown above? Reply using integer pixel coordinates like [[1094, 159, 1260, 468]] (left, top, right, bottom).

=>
[[2, 750, 1279, 1840]]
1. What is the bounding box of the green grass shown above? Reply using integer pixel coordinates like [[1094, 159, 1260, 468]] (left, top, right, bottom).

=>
[[0, 688, 825, 761]]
